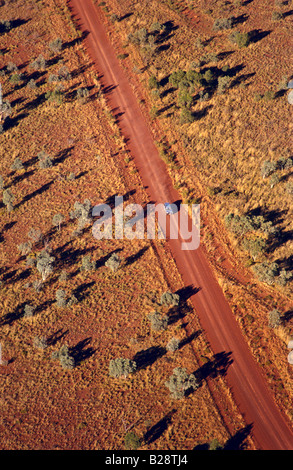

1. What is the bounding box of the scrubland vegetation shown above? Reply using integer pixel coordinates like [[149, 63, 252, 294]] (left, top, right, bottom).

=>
[[0, 0, 255, 450], [93, 0, 293, 427]]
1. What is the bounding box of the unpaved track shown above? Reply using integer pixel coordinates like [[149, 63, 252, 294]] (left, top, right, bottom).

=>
[[68, 0, 293, 450]]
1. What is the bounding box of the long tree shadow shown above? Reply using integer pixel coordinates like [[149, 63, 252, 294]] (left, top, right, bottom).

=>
[[223, 424, 253, 450], [281, 309, 293, 325], [71, 281, 95, 302], [155, 21, 179, 45], [144, 409, 176, 444], [167, 302, 194, 326], [193, 423, 253, 450], [94, 248, 123, 270], [15, 181, 53, 209], [62, 30, 89, 50], [124, 246, 149, 267], [47, 328, 69, 346], [194, 351, 233, 385], [230, 71, 256, 88], [3, 112, 28, 132], [0, 221, 17, 241], [20, 92, 47, 112], [178, 330, 201, 349], [34, 299, 55, 315], [248, 29, 272, 44], [192, 104, 213, 121], [55, 245, 96, 270], [245, 206, 291, 253], [175, 285, 201, 302], [0, 301, 26, 326], [231, 14, 249, 27], [69, 337, 95, 365], [0, 18, 30, 34], [133, 345, 166, 370], [118, 12, 134, 22], [53, 146, 74, 165], [283, 9, 293, 18], [9, 169, 35, 187]]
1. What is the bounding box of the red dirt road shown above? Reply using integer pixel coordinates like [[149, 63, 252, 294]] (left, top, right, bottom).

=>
[[68, 0, 293, 450]]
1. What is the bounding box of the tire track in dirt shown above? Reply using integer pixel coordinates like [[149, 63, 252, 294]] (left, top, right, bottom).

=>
[[67, 0, 293, 450]]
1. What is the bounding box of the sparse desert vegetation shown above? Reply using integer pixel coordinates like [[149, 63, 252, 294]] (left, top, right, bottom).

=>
[[96, 0, 293, 424], [0, 0, 292, 451], [0, 0, 253, 451]]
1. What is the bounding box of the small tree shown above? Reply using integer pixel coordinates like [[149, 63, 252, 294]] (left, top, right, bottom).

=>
[[241, 237, 266, 260], [38, 150, 53, 169], [276, 269, 292, 287], [27, 78, 37, 91], [269, 173, 280, 188], [49, 38, 63, 54], [161, 291, 180, 307], [55, 289, 67, 307], [229, 31, 250, 48], [70, 199, 93, 232], [10, 157, 24, 171], [2, 188, 14, 212], [45, 87, 64, 105], [105, 253, 121, 272], [109, 358, 137, 378], [166, 337, 180, 352], [253, 262, 278, 285], [209, 438, 223, 450], [17, 241, 33, 256], [23, 304, 36, 318], [57, 65, 71, 81], [52, 213, 64, 231], [180, 107, 195, 124], [268, 309, 281, 328], [30, 54, 46, 71], [213, 17, 233, 31], [177, 89, 193, 108], [148, 75, 159, 90], [28, 227, 43, 244], [6, 62, 18, 73], [51, 344, 75, 370], [165, 367, 199, 399], [217, 76, 231, 94], [76, 87, 89, 103], [36, 249, 55, 281], [124, 432, 141, 450], [148, 311, 168, 331], [33, 336, 48, 350], [80, 255, 96, 272]]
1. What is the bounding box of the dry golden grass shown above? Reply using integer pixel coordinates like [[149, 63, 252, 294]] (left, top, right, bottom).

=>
[[97, 0, 293, 422], [0, 0, 251, 450]]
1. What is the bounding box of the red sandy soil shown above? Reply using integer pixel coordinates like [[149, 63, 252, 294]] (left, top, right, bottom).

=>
[[67, 0, 293, 450]]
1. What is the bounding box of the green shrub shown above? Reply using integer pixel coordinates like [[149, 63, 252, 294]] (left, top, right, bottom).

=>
[[109, 358, 137, 378], [165, 367, 199, 399], [105, 253, 121, 272], [52, 345, 75, 370], [148, 75, 159, 89], [213, 17, 233, 31], [229, 31, 250, 48], [161, 291, 180, 306], [268, 309, 281, 328], [124, 432, 141, 450], [49, 37, 63, 53], [148, 311, 168, 331], [180, 107, 195, 124]]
